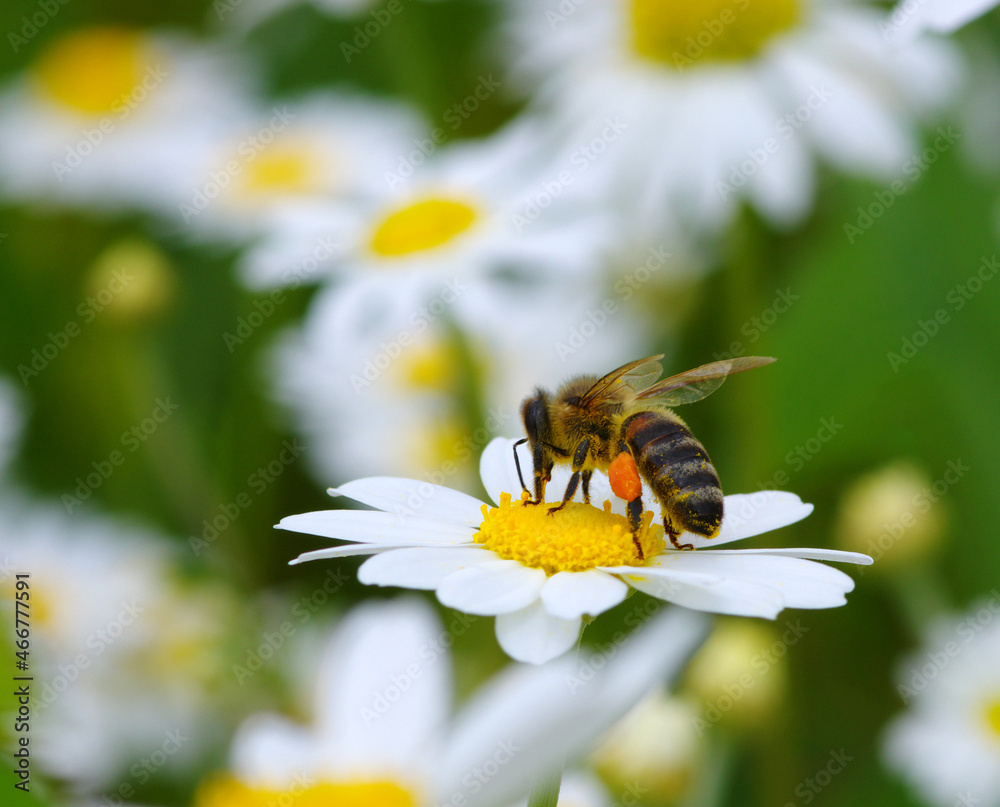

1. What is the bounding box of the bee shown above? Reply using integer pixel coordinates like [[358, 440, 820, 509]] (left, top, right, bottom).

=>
[[515, 355, 775, 560]]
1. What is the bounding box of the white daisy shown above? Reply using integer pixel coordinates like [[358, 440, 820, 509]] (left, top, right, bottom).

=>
[[174, 92, 424, 248], [502, 0, 963, 231], [236, 117, 613, 305], [279, 437, 871, 664], [194, 597, 707, 807], [887, 0, 997, 38], [268, 280, 648, 488], [0, 501, 235, 788], [883, 598, 1000, 806], [0, 26, 254, 214]]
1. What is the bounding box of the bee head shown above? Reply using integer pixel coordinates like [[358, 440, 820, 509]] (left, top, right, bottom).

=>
[[520, 389, 551, 446]]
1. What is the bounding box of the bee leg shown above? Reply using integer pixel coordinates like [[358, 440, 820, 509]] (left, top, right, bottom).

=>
[[525, 443, 552, 506], [626, 497, 645, 562], [664, 517, 694, 551], [581, 470, 593, 505], [548, 439, 590, 516]]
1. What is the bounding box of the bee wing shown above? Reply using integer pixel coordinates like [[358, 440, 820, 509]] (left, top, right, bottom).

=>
[[579, 355, 665, 408], [636, 356, 776, 406]]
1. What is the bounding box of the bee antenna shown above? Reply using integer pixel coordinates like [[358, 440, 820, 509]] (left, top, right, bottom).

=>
[[513, 438, 529, 493]]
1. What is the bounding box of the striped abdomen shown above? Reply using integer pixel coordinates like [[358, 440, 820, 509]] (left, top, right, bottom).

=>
[[623, 410, 723, 538]]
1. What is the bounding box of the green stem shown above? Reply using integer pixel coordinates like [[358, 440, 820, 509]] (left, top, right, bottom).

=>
[[527, 773, 562, 807]]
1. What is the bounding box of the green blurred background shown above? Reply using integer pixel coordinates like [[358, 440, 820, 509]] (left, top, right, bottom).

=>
[[1, 2, 999, 807]]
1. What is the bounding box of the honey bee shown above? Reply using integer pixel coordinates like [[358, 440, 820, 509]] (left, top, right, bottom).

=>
[[516, 356, 775, 559]]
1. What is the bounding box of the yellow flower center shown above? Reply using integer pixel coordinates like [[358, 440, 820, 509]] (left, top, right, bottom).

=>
[[984, 697, 1000, 740], [474, 493, 663, 574], [242, 144, 322, 197], [370, 198, 478, 258], [195, 775, 417, 807], [630, 0, 800, 68], [33, 27, 149, 115]]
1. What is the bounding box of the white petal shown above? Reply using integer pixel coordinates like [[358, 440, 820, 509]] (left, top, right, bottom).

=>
[[229, 713, 318, 788], [621, 570, 785, 619], [684, 491, 814, 548], [288, 543, 399, 565], [436, 560, 546, 616], [494, 600, 582, 665], [704, 547, 873, 565], [277, 510, 475, 545], [358, 546, 498, 590], [650, 552, 856, 609], [540, 570, 629, 620], [480, 436, 528, 505], [330, 477, 486, 529], [316, 599, 449, 772]]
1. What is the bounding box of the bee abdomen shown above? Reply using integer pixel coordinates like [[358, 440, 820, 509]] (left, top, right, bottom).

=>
[[623, 411, 723, 537]]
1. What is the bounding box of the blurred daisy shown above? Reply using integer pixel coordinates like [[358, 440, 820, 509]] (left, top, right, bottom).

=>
[[268, 278, 647, 488], [175, 92, 423, 245], [503, 0, 963, 230], [0, 502, 236, 787], [0, 26, 253, 213], [883, 598, 1000, 806], [195, 598, 706, 807], [236, 118, 612, 300], [280, 437, 871, 664], [887, 0, 997, 38]]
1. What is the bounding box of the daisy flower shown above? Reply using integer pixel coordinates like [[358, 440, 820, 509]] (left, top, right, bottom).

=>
[[0, 501, 236, 788], [883, 597, 1000, 806], [236, 117, 612, 304], [174, 92, 424, 249], [194, 598, 707, 807], [280, 437, 871, 664], [0, 26, 253, 214], [502, 0, 963, 231]]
